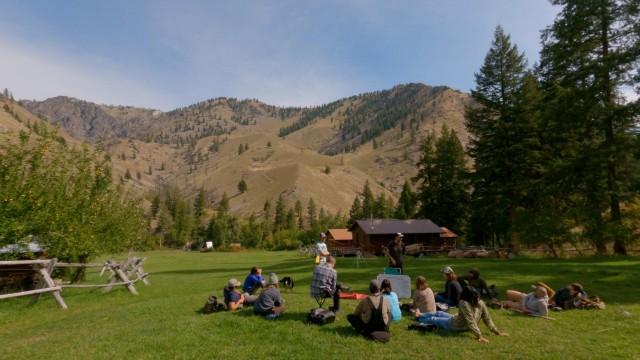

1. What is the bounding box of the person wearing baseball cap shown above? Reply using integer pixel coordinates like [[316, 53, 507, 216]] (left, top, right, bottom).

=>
[[223, 278, 245, 311], [383, 233, 406, 274], [254, 272, 286, 319], [316, 232, 330, 264], [435, 266, 463, 307]]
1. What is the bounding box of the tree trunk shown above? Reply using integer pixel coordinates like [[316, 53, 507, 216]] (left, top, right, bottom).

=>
[[600, 4, 627, 256]]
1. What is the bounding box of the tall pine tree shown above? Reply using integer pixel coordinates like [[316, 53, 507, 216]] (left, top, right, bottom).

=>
[[395, 181, 416, 219], [538, 0, 640, 254], [465, 25, 528, 248], [415, 126, 469, 234]]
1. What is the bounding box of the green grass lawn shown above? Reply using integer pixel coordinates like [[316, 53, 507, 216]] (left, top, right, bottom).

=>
[[1, 251, 639, 360]]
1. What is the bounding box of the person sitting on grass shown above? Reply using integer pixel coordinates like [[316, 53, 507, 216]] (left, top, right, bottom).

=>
[[435, 266, 463, 307], [409, 276, 436, 316], [417, 286, 509, 343], [381, 279, 401, 322], [500, 285, 549, 316], [347, 280, 392, 342], [253, 273, 285, 319], [461, 268, 493, 299], [223, 278, 245, 311], [310, 256, 340, 312], [242, 266, 265, 304]]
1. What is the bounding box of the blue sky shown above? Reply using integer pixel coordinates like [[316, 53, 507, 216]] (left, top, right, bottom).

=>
[[0, 1, 559, 110]]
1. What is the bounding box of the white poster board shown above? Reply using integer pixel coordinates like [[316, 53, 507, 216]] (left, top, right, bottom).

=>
[[205, 241, 213, 249], [376, 274, 412, 299]]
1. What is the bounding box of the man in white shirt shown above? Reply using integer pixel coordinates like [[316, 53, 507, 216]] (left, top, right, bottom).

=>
[[316, 233, 330, 264]]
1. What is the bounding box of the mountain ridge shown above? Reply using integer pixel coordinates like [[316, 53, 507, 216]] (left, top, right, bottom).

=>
[[12, 82, 472, 215]]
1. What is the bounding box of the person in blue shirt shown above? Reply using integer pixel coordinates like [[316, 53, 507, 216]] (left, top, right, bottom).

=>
[[242, 266, 265, 304], [223, 278, 245, 311], [381, 279, 401, 322]]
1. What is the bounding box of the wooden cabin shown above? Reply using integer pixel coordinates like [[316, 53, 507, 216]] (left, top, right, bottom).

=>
[[349, 219, 455, 254], [326, 229, 359, 256]]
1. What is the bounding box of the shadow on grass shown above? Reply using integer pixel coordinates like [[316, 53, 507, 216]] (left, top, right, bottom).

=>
[[152, 257, 314, 278], [319, 325, 362, 338]]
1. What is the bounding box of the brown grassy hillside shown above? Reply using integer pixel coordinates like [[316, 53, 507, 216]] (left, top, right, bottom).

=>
[[14, 83, 471, 215]]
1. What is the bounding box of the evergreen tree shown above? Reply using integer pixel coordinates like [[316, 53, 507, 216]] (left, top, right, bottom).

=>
[[538, 0, 640, 254], [274, 194, 286, 231], [373, 193, 393, 218], [318, 208, 328, 227], [286, 208, 296, 230], [194, 187, 206, 218], [263, 200, 272, 227], [151, 194, 161, 219], [395, 181, 416, 219], [238, 179, 248, 193], [415, 126, 469, 234], [348, 196, 362, 224], [361, 181, 375, 218], [465, 25, 528, 247], [294, 200, 304, 229], [307, 197, 318, 229], [219, 193, 230, 214]]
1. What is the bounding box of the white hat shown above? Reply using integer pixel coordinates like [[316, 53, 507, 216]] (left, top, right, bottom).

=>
[[320, 232, 327, 238], [440, 266, 454, 274], [396, 233, 404, 237]]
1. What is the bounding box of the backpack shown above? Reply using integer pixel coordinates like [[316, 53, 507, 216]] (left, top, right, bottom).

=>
[[307, 308, 336, 325], [576, 296, 605, 310], [201, 295, 227, 314], [367, 297, 391, 343], [367, 296, 389, 333], [487, 284, 498, 299]]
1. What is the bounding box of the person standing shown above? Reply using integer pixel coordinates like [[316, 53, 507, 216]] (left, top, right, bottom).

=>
[[316, 233, 330, 264], [383, 233, 406, 274], [310, 256, 341, 312]]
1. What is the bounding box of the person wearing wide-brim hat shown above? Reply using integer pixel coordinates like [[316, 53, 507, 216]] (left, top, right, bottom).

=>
[[253, 273, 286, 319], [223, 278, 245, 311]]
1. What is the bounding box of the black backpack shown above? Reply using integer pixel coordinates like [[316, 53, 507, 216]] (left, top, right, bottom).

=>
[[201, 295, 227, 314], [307, 308, 336, 325], [367, 296, 390, 342]]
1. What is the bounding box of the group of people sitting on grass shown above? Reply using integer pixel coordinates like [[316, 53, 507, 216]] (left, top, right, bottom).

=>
[[220, 266, 286, 318], [213, 256, 601, 343], [312, 260, 599, 343]]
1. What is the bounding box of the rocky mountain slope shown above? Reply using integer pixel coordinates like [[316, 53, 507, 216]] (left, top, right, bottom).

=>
[[14, 83, 471, 215]]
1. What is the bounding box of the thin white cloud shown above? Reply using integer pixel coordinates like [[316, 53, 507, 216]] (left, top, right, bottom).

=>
[[0, 35, 170, 109]]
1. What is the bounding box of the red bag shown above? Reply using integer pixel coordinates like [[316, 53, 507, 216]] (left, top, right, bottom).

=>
[[339, 292, 368, 300]]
